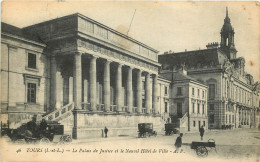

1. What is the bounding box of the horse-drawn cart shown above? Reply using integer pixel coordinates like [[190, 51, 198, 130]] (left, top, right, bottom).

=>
[[138, 123, 157, 138], [191, 139, 216, 157], [164, 123, 179, 135], [5, 121, 72, 144]]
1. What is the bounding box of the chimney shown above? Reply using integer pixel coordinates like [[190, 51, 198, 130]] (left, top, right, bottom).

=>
[[206, 42, 219, 49]]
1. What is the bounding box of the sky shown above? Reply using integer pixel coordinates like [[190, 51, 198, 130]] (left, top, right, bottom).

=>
[[1, 1, 259, 81]]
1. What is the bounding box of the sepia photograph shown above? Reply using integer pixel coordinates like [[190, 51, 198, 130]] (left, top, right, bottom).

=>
[[0, 1, 259, 161]]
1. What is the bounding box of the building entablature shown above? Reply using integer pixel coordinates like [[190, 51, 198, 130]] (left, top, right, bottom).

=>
[[23, 13, 159, 65]]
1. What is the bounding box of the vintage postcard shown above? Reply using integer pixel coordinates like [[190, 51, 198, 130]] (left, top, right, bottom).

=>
[[1, 1, 259, 162]]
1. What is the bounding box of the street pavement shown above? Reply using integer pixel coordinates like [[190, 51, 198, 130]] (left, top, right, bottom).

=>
[[70, 128, 260, 161], [1, 128, 259, 162]]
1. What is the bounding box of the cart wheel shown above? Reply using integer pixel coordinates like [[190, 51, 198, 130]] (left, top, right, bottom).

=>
[[40, 137, 50, 144], [25, 137, 31, 143], [196, 146, 208, 158], [61, 135, 72, 144], [11, 135, 17, 142]]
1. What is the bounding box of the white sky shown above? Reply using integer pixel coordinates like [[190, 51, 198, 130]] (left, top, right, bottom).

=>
[[1, 1, 259, 81]]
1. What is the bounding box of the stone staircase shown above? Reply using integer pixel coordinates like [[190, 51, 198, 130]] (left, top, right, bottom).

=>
[[171, 113, 189, 132], [43, 102, 74, 122]]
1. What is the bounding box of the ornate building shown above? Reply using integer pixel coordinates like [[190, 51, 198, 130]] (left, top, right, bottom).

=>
[[1, 13, 169, 139], [158, 8, 259, 129]]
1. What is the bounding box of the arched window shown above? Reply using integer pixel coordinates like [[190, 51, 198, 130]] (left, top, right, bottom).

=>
[[226, 38, 228, 46]]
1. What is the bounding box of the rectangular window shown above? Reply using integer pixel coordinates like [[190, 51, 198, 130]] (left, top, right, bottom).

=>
[[28, 53, 36, 69], [199, 121, 201, 128], [210, 104, 214, 110], [226, 115, 227, 123], [209, 115, 214, 123], [165, 86, 168, 95], [198, 89, 200, 97], [202, 91, 205, 98], [202, 104, 205, 114], [177, 87, 182, 96], [229, 115, 231, 123], [192, 103, 195, 113], [193, 121, 196, 127], [197, 103, 200, 114], [165, 102, 168, 113], [203, 121, 206, 127], [27, 83, 36, 103], [209, 84, 215, 99], [192, 88, 195, 96], [232, 115, 234, 123], [177, 103, 182, 118]]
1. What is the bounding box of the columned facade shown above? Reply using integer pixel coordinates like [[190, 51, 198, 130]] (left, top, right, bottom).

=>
[[18, 13, 163, 139]]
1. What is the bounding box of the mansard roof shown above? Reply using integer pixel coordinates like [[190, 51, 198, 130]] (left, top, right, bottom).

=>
[[158, 48, 228, 69], [160, 71, 200, 83], [1, 22, 44, 44]]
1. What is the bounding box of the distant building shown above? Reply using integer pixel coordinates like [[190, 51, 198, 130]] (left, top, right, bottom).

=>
[[159, 8, 259, 129], [158, 76, 171, 123], [160, 67, 208, 132]]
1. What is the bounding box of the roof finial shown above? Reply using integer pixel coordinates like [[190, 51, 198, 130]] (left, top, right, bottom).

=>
[[226, 7, 228, 17]]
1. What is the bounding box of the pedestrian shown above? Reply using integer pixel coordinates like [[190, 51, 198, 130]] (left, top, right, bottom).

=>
[[199, 126, 205, 141], [104, 126, 108, 138], [39, 119, 48, 133], [174, 133, 183, 152], [26, 115, 37, 137]]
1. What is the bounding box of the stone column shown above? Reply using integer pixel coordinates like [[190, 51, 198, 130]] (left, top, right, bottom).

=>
[[63, 76, 69, 105], [127, 67, 133, 113], [145, 72, 151, 114], [69, 77, 73, 104], [152, 74, 158, 114], [116, 63, 122, 112], [73, 53, 82, 110], [104, 60, 111, 112], [83, 80, 88, 105], [50, 55, 57, 111], [90, 55, 97, 111], [136, 69, 142, 113], [56, 72, 63, 108]]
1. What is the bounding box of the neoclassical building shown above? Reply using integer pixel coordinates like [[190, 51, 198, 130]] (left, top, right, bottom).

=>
[[1, 13, 169, 138], [159, 8, 259, 129]]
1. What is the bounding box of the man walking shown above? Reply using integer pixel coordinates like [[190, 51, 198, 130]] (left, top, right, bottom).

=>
[[174, 133, 183, 152], [104, 126, 108, 138], [199, 126, 205, 141]]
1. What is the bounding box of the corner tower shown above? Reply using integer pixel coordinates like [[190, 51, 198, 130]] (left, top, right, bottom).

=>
[[220, 7, 237, 59]]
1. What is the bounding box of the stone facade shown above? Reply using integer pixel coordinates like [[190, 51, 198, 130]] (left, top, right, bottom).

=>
[[158, 76, 171, 123], [1, 13, 167, 138], [1, 23, 48, 128], [160, 69, 208, 132]]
